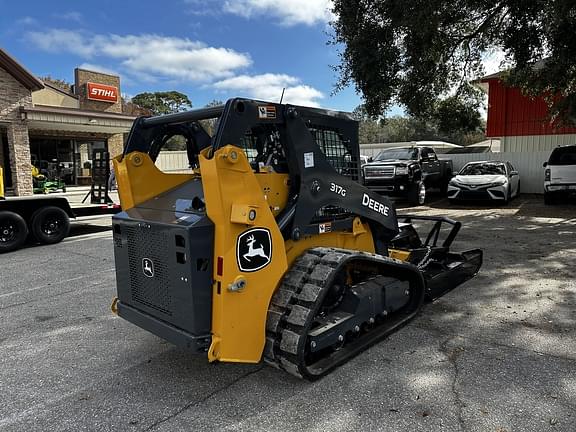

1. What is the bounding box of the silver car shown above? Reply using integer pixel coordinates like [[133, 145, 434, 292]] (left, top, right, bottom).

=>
[[447, 161, 520, 204]]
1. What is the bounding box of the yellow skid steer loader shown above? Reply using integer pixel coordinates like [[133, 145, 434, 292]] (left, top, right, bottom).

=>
[[111, 99, 482, 379]]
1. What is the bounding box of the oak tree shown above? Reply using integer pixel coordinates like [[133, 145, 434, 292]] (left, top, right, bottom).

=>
[[131, 91, 192, 115], [331, 0, 576, 124]]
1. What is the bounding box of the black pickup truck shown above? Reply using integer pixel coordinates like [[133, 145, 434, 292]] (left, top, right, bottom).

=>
[[362, 146, 453, 205]]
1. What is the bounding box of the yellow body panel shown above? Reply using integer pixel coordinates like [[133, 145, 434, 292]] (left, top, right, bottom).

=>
[[200, 146, 289, 363], [254, 172, 290, 217], [113, 152, 194, 211], [285, 217, 375, 266], [388, 248, 411, 262]]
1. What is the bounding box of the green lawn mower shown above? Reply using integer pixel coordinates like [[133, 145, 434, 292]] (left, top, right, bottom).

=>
[[32, 165, 67, 194]]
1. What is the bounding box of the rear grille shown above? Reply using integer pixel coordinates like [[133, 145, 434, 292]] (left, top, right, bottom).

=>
[[125, 225, 173, 316], [364, 166, 395, 178]]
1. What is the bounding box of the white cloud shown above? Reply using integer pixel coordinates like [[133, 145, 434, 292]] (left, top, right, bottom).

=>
[[213, 73, 324, 106], [25, 30, 252, 83], [53, 11, 83, 23], [26, 28, 322, 106], [26, 29, 93, 57], [223, 0, 334, 26]]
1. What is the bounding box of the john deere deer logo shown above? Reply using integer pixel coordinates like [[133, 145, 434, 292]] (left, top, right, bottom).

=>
[[142, 258, 154, 278], [237, 228, 272, 272], [243, 235, 269, 262]]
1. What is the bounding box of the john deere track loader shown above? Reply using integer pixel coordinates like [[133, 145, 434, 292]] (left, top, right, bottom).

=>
[[111, 98, 482, 380]]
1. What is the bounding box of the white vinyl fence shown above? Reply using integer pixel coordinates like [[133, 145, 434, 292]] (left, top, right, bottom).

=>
[[156, 150, 552, 194], [444, 151, 551, 194], [156, 151, 190, 173]]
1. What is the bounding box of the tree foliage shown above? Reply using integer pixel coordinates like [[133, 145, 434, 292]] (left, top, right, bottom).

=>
[[122, 100, 153, 116], [355, 91, 485, 146], [358, 114, 485, 145], [146, 98, 223, 151], [40, 76, 72, 93], [433, 87, 484, 138], [199, 99, 225, 136], [129, 91, 192, 151], [131, 91, 192, 115], [331, 0, 576, 123]]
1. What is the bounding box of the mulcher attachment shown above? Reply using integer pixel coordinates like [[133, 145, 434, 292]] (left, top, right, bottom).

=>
[[264, 247, 425, 380], [391, 215, 483, 301]]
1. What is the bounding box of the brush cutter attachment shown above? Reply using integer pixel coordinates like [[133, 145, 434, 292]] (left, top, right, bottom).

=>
[[391, 215, 483, 300]]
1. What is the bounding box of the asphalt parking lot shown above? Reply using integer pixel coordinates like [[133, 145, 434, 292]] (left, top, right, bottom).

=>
[[1, 195, 575, 432]]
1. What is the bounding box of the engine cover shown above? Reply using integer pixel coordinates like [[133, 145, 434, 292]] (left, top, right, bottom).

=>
[[112, 180, 214, 352]]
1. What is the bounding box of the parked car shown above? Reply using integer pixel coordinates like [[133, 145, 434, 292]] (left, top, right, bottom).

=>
[[362, 146, 453, 205], [447, 160, 520, 204], [543, 145, 576, 205]]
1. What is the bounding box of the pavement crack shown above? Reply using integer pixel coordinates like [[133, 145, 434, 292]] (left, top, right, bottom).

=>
[[143, 366, 264, 431], [440, 338, 466, 432]]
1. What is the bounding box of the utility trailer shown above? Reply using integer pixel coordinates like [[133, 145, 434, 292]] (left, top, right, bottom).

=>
[[0, 152, 120, 254]]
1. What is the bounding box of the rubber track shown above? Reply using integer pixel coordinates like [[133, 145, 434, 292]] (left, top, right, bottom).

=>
[[264, 247, 422, 380]]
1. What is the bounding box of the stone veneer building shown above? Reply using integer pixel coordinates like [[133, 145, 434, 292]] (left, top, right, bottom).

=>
[[0, 48, 136, 196]]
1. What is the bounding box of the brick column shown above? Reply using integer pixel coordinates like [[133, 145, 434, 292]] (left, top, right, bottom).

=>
[[107, 134, 125, 159], [7, 122, 33, 196]]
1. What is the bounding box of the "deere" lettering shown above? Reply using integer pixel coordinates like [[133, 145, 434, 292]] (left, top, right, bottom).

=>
[[362, 193, 390, 216]]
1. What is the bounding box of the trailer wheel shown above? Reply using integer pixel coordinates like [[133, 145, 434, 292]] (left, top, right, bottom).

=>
[[30, 206, 70, 245], [0, 211, 28, 253]]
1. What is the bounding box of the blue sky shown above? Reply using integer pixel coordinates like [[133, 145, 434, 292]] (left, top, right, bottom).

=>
[[0, 0, 371, 112]]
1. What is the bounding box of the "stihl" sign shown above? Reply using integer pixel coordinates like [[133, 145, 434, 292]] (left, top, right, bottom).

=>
[[86, 82, 118, 103]]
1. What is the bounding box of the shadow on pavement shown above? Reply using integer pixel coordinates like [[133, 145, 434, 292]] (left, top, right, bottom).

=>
[[68, 223, 111, 238]]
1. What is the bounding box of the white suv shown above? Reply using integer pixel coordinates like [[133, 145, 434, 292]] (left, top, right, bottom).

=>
[[544, 145, 576, 205]]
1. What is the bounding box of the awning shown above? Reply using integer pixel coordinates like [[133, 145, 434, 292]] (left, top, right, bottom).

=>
[[20, 105, 137, 135]]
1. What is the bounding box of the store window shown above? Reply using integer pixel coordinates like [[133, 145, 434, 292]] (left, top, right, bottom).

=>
[[75, 141, 106, 185], [29, 138, 75, 185]]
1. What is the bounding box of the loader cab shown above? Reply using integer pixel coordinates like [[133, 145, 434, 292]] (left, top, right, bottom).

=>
[[120, 98, 363, 226], [118, 99, 394, 235], [122, 98, 360, 179]]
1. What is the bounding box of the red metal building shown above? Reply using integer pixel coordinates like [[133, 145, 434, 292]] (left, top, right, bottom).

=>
[[479, 73, 576, 152]]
